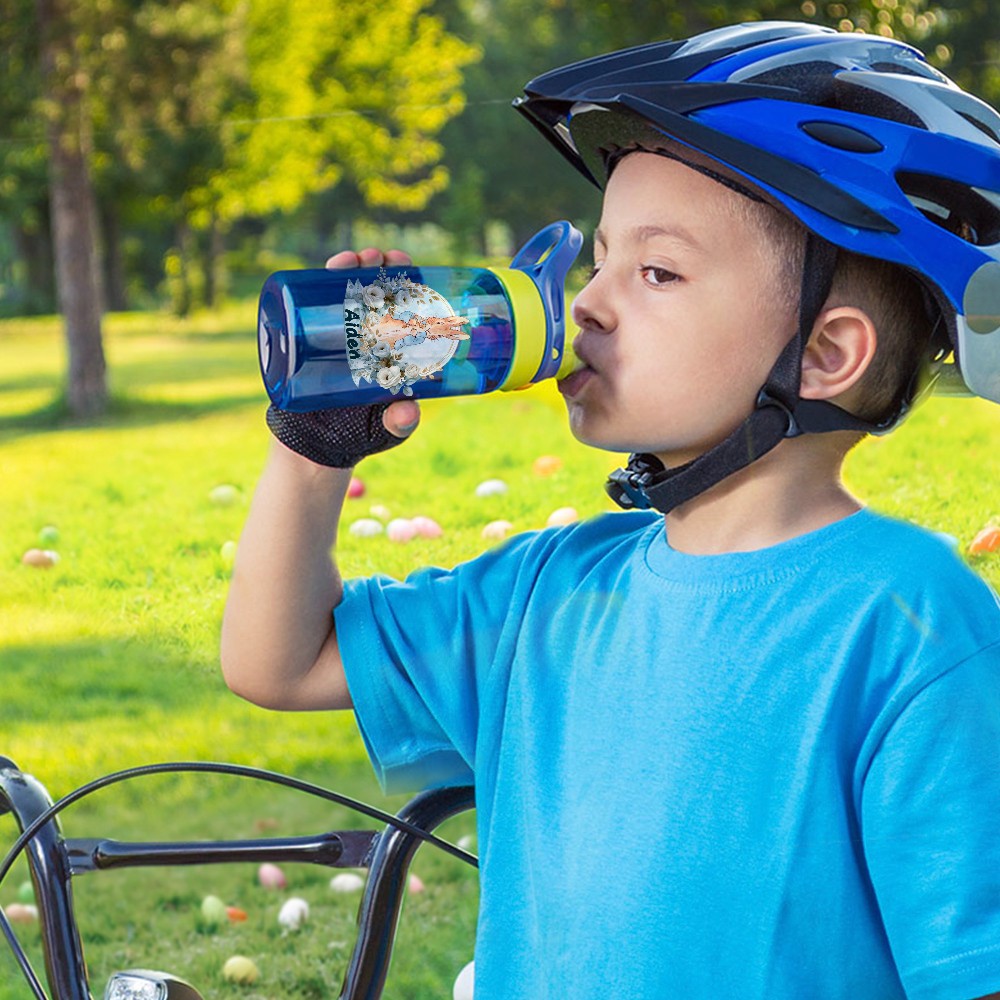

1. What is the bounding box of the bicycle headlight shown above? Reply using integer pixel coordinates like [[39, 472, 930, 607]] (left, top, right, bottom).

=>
[[104, 970, 203, 1000]]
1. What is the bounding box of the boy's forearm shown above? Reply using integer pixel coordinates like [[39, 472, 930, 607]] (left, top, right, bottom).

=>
[[220, 441, 354, 710]]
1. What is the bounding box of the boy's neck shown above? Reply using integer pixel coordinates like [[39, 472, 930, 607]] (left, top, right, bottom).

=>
[[660, 434, 863, 556]]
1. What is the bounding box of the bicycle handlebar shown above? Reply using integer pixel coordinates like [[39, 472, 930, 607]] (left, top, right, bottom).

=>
[[0, 757, 476, 1000]]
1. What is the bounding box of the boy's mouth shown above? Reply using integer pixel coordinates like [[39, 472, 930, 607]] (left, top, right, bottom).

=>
[[557, 359, 596, 398], [557, 338, 598, 398]]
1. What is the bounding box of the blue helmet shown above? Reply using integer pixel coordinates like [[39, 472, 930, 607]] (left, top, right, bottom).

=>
[[515, 21, 1000, 512]]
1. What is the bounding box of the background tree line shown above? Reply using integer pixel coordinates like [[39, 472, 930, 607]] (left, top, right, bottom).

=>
[[1, 0, 998, 415]]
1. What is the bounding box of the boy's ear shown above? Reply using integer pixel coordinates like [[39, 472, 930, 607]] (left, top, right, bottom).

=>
[[799, 306, 877, 401]]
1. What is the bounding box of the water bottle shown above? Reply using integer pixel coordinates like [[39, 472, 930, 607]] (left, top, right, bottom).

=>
[[258, 221, 583, 411]]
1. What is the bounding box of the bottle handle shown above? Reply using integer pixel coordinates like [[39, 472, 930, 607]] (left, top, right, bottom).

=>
[[510, 221, 584, 381]]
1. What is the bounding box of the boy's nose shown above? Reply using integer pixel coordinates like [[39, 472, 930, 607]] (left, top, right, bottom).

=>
[[570, 271, 613, 333]]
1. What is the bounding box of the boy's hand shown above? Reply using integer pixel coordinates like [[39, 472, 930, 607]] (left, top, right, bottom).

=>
[[265, 247, 421, 469]]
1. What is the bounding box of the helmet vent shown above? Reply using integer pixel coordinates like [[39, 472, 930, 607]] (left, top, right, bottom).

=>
[[897, 171, 1000, 246], [958, 110, 1000, 145]]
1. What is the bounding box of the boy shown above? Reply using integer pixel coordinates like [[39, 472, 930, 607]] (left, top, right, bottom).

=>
[[222, 22, 1000, 999]]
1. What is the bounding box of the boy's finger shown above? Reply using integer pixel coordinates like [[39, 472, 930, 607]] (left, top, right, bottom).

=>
[[326, 248, 413, 270], [383, 399, 421, 438], [325, 250, 361, 269]]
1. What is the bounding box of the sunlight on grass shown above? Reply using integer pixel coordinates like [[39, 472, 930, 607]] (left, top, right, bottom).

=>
[[1, 304, 999, 998]]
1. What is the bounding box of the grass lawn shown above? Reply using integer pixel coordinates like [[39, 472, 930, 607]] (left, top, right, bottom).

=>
[[0, 302, 998, 998]]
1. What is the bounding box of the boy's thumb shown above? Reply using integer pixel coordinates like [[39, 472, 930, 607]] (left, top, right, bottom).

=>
[[383, 399, 421, 438]]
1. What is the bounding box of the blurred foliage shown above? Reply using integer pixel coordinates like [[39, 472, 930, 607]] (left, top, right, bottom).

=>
[[1, 0, 999, 316]]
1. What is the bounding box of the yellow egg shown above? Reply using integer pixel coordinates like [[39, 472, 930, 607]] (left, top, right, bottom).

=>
[[222, 956, 259, 985]]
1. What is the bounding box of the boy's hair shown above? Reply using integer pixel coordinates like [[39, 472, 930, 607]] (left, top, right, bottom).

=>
[[735, 187, 935, 427]]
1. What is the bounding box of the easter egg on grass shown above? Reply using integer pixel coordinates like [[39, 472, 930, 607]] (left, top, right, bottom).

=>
[[277, 897, 310, 931], [200, 895, 227, 930], [38, 525, 60, 545], [411, 515, 443, 538], [222, 956, 260, 985], [349, 518, 384, 538], [209, 484, 240, 506], [3, 903, 38, 924], [475, 478, 508, 498], [347, 476, 366, 498], [453, 961, 475, 1000], [330, 872, 365, 893], [969, 525, 1000, 554], [22, 548, 59, 568], [227, 906, 248, 923], [546, 507, 578, 527], [17, 880, 34, 903], [482, 520, 513, 541], [532, 454, 563, 477], [257, 862, 287, 889], [387, 518, 418, 543]]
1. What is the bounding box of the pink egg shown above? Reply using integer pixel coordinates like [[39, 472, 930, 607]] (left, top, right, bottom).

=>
[[257, 862, 287, 889], [387, 518, 418, 543], [347, 476, 366, 498], [411, 516, 443, 538], [408, 874, 425, 894]]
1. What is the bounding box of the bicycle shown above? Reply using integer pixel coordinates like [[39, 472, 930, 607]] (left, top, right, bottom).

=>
[[0, 756, 476, 1000]]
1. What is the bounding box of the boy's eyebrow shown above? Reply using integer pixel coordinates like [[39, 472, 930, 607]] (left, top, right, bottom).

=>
[[594, 223, 704, 252]]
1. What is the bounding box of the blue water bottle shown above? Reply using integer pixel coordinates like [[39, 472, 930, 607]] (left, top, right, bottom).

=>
[[258, 221, 583, 411]]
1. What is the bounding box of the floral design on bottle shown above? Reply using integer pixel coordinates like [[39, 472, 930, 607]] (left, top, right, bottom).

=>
[[344, 268, 471, 395]]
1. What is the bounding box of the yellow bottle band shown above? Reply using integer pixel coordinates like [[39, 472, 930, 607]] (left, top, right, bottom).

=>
[[556, 338, 579, 380], [488, 266, 547, 391]]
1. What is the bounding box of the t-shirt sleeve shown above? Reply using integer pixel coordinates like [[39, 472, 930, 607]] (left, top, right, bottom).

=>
[[861, 641, 1000, 1000], [333, 529, 552, 794]]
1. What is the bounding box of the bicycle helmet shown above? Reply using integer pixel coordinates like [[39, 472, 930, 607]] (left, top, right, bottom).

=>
[[514, 21, 1000, 513]]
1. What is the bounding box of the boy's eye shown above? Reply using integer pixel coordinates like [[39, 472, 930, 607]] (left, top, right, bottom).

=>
[[640, 265, 679, 286], [587, 265, 602, 283]]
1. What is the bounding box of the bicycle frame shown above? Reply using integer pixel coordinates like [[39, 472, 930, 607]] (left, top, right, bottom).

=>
[[0, 756, 476, 1000]]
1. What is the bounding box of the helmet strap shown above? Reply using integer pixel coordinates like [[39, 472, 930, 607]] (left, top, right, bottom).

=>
[[606, 234, 872, 514]]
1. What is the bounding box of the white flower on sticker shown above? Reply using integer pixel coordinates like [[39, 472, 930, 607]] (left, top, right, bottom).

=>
[[362, 284, 385, 310], [404, 364, 420, 380], [395, 285, 413, 308], [372, 341, 391, 358], [377, 365, 402, 388]]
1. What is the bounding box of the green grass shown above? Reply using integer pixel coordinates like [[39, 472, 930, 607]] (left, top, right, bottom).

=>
[[1, 304, 999, 998]]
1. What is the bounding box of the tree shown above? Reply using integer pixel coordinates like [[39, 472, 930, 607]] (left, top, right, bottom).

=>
[[209, 0, 479, 223], [36, 0, 107, 418]]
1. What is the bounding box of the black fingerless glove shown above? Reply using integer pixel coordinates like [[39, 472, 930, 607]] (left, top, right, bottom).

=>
[[266, 403, 410, 468]]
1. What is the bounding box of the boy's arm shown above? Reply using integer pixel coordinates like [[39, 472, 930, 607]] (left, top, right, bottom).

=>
[[221, 246, 415, 712], [220, 441, 354, 711]]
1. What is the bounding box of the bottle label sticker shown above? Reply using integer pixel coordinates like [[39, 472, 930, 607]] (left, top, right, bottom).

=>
[[345, 270, 470, 395]]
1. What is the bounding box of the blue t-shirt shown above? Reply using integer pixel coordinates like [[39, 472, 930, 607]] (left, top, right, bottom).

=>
[[335, 509, 1000, 999]]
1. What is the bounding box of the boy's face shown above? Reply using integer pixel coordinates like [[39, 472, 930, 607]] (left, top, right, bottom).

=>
[[563, 152, 798, 468]]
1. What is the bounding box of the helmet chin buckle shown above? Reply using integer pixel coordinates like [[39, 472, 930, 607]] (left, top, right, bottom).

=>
[[605, 455, 663, 510]]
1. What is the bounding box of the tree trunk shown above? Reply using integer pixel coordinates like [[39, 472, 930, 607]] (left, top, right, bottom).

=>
[[37, 0, 107, 418]]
